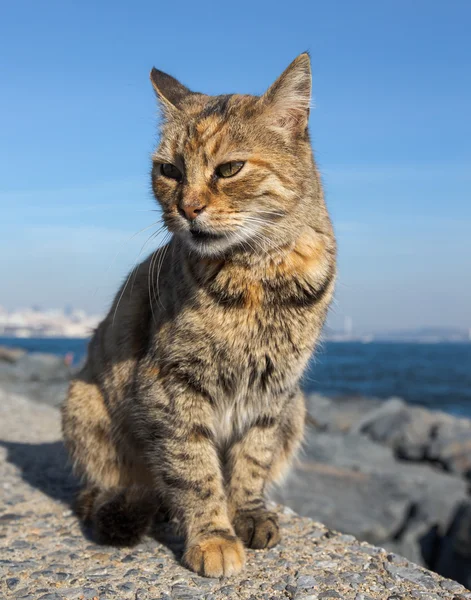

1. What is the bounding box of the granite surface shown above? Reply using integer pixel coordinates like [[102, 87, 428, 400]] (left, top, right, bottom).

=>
[[1, 389, 470, 600]]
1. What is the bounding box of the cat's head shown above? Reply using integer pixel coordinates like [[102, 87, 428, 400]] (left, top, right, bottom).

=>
[[150, 53, 315, 257]]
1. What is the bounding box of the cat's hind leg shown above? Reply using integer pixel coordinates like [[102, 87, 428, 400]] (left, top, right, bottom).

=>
[[79, 486, 155, 546], [62, 372, 156, 546]]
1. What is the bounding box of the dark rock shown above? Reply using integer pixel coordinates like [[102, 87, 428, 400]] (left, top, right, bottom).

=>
[[307, 395, 382, 433], [7, 577, 20, 589], [275, 424, 470, 586], [308, 394, 471, 480], [219, 585, 236, 595], [279, 394, 471, 588], [428, 418, 471, 477], [12, 540, 30, 548], [276, 431, 468, 544], [0, 512, 22, 521], [14, 352, 71, 382], [81, 589, 99, 599], [440, 579, 465, 592], [118, 582, 135, 591], [296, 575, 318, 589], [0, 351, 73, 406], [385, 564, 436, 589], [351, 398, 410, 438], [0, 346, 26, 363], [121, 553, 136, 562], [434, 501, 471, 590], [355, 400, 438, 462]]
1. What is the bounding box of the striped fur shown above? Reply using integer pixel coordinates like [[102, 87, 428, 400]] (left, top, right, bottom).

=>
[[62, 53, 336, 577]]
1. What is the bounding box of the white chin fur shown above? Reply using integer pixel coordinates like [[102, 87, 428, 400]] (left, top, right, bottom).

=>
[[183, 234, 237, 257], [179, 222, 265, 258]]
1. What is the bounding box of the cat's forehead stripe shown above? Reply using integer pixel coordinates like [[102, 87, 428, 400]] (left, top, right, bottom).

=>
[[179, 114, 229, 164], [167, 94, 258, 164], [194, 115, 226, 143], [197, 95, 232, 120]]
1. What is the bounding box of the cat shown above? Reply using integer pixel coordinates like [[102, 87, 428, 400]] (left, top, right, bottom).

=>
[[62, 52, 336, 577]]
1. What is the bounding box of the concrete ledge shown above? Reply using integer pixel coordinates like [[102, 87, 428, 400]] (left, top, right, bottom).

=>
[[1, 390, 470, 600]]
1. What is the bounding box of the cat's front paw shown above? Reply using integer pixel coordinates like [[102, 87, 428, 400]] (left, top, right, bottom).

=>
[[233, 510, 281, 549], [183, 534, 245, 577]]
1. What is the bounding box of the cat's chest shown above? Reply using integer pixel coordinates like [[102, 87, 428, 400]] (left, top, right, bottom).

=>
[[164, 300, 309, 396], [159, 258, 325, 403], [207, 319, 307, 445], [208, 308, 311, 397]]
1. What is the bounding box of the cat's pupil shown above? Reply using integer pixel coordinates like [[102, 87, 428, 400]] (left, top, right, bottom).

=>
[[161, 163, 181, 180], [216, 161, 245, 178]]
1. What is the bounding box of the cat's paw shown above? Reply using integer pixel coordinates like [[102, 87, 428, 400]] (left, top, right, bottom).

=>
[[183, 535, 245, 577], [233, 510, 281, 549]]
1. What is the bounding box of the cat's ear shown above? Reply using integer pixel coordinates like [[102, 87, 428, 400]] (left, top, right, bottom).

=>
[[260, 53, 312, 135], [150, 68, 192, 116]]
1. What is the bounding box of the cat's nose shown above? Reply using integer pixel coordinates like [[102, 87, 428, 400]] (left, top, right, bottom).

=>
[[178, 203, 206, 221]]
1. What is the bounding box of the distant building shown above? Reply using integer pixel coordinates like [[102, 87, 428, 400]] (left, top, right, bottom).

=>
[[0, 306, 101, 339]]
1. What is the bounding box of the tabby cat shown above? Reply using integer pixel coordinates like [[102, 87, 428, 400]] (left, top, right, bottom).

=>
[[62, 53, 336, 577]]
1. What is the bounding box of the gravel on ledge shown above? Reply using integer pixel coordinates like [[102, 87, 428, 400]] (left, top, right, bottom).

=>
[[1, 389, 470, 600]]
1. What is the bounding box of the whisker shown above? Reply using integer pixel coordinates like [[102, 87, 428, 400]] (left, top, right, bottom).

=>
[[112, 261, 143, 328], [130, 226, 167, 295], [251, 231, 287, 255], [154, 235, 171, 310], [148, 244, 165, 326], [242, 215, 291, 229], [112, 225, 167, 327], [97, 219, 164, 298], [149, 234, 171, 322]]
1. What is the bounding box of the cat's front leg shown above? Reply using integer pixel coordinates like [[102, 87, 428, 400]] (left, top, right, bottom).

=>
[[226, 415, 282, 549], [135, 371, 245, 577], [227, 391, 305, 549]]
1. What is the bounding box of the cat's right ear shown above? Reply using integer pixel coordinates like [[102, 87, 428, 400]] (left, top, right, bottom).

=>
[[258, 53, 312, 137], [150, 68, 192, 116]]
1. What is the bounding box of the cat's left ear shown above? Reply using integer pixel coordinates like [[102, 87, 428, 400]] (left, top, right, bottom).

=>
[[150, 68, 192, 117], [259, 53, 312, 135]]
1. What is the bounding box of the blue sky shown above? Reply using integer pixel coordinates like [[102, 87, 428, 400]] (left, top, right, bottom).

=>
[[1, 0, 470, 332]]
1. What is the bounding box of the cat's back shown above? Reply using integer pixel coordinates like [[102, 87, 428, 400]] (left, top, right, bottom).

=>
[[83, 246, 175, 384]]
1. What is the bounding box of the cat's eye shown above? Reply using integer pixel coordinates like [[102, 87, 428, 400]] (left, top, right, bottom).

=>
[[216, 161, 245, 178], [160, 163, 182, 180]]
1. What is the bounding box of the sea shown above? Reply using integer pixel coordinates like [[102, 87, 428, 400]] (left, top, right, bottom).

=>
[[1, 337, 470, 418]]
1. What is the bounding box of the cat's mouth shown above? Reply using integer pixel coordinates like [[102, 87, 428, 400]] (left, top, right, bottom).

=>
[[189, 229, 226, 243]]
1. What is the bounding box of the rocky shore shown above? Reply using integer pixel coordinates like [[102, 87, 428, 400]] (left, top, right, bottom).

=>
[[275, 396, 471, 588], [0, 346, 72, 407], [1, 346, 471, 597]]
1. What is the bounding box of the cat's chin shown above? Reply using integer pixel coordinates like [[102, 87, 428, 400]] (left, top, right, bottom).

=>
[[182, 232, 237, 258], [179, 227, 263, 259]]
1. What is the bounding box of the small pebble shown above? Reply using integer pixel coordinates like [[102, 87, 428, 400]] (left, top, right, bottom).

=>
[[219, 585, 236, 595], [121, 554, 136, 562], [297, 575, 318, 589], [7, 577, 20, 589]]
